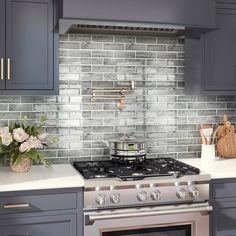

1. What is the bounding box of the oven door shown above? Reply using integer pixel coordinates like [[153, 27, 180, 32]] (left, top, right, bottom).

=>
[[84, 202, 212, 236]]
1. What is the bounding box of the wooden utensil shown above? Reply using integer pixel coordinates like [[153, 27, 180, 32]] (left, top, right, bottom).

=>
[[212, 126, 219, 144], [200, 129, 207, 145]]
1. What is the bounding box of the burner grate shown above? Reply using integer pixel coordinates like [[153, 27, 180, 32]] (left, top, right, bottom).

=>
[[73, 158, 200, 180]]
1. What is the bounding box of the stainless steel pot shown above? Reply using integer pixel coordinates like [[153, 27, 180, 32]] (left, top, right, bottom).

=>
[[109, 134, 146, 163]]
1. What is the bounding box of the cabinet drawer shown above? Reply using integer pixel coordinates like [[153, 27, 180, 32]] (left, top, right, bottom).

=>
[[213, 182, 236, 199], [0, 193, 77, 214], [0, 214, 76, 236]]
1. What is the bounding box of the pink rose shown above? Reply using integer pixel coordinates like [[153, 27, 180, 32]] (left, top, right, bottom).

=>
[[0, 127, 9, 136], [28, 136, 43, 149], [37, 133, 49, 141], [1, 132, 13, 146], [13, 128, 29, 143], [19, 141, 31, 153]]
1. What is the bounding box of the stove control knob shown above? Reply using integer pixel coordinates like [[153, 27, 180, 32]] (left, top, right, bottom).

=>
[[137, 191, 148, 202], [95, 194, 106, 205], [110, 193, 121, 204], [150, 190, 161, 201], [189, 187, 200, 199], [176, 188, 187, 199]]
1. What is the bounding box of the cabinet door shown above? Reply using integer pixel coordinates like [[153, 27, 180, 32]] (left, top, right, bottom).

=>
[[204, 6, 236, 92], [5, 0, 54, 90], [0, 0, 5, 89], [212, 201, 236, 236], [0, 214, 76, 236]]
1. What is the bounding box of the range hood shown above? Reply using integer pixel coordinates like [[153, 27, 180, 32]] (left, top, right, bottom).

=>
[[60, 20, 187, 37], [59, 0, 216, 36]]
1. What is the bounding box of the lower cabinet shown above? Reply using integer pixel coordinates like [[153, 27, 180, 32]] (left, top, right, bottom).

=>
[[212, 201, 236, 236], [211, 180, 236, 236], [0, 188, 83, 236], [0, 214, 76, 236]]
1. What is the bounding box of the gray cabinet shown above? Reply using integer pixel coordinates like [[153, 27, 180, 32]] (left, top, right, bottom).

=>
[[0, 188, 83, 236], [0, 214, 76, 236], [0, 0, 59, 95], [211, 180, 236, 236], [0, 0, 5, 90], [185, 0, 236, 95]]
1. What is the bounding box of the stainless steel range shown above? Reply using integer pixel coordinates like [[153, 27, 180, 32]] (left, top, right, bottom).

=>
[[73, 158, 212, 236]]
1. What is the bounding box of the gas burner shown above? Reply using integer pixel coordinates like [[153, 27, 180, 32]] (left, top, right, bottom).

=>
[[73, 158, 200, 181]]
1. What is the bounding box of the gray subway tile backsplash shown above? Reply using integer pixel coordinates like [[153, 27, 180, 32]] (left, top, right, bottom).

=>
[[0, 34, 236, 163]]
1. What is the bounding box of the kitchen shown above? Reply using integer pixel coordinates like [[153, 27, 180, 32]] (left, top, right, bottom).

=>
[[0, 0, 236, 235]]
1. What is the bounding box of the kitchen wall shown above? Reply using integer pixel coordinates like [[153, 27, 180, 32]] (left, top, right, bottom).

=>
[[0, 34, 236, 163]]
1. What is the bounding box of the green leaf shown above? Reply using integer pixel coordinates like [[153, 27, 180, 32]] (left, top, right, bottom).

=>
[[40, 114, 48, 123]]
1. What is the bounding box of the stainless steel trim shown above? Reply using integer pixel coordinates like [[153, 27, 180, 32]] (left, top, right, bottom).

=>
[[7, 58, 10, 80], [3, 203, 30, 209], [85, 203, 213, 225], [92, 96, 124, 100], [0, 58, 4, 80], [93, 88, 130, 93], [85, 181, 210, 191]]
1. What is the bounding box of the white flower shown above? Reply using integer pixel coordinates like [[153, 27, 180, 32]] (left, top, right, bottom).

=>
[[13, 128, 29, 143], [19, 141, 31, 153], [0, 127, 9, 136], [28, 136, 43, 149], [37, 132, 49, 141], [1, 132, 13, 146]]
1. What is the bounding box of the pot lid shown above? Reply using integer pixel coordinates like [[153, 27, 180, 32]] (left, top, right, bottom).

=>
[[110, 134, 146, 143]]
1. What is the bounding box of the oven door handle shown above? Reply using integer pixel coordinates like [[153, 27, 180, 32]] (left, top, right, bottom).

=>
[[85, 204, 213, 225]]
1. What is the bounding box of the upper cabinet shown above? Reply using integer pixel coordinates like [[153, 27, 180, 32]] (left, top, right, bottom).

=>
[[185, 0, 236, 95], [0, 0, 5, 90], [0, 0, 59, 95]]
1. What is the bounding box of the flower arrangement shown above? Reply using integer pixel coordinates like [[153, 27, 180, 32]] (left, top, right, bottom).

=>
[[0, 115, 58, 170]]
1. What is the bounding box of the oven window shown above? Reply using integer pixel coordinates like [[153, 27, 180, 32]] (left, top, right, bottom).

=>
[[103, 225, 191, 236]]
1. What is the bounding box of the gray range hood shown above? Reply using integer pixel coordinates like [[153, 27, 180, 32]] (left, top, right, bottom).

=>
[[59, 0, 216, 36]]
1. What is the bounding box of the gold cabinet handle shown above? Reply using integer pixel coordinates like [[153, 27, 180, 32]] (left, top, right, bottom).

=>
[[3, 203, 30, 209], [0, 58, 4, 80], [7, 58, 10, 80]]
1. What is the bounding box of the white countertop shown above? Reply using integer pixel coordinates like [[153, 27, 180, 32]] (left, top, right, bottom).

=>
[[0, 164, 84, 192], [180, 157, 236, 179], [1, 158, 236, 193]]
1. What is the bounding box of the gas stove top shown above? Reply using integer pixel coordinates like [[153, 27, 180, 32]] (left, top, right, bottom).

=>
[[73, 158, 200, 181], [74, 158, 210, 210]]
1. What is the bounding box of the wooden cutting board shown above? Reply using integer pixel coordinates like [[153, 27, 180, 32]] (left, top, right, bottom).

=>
[[217, 115, 236, 158]]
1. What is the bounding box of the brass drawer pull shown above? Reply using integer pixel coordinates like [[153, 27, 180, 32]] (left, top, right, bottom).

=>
[[7, 58, 10, 80], [1, 58, 4, 80], [3, 203, 30, 209]]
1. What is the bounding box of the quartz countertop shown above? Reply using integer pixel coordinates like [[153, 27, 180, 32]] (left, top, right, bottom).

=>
[[0, 164, 84, 192], [180, 158, 236, 179], [1, 158, 236, 193]]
